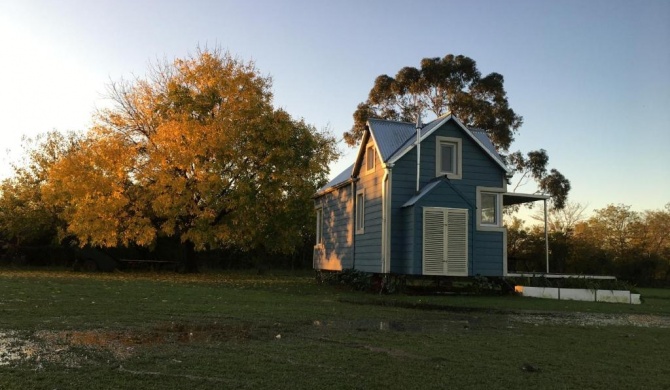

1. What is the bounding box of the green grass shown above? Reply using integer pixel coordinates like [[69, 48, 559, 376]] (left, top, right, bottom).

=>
[[1, 269, 669, 389]]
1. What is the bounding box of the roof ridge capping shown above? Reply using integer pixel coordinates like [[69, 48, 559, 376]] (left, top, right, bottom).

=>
[[367, 117, 416, 125]]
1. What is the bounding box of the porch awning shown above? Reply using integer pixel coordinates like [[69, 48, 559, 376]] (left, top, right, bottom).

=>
[[504, 192, 551, 275], [503, 192, 549, 206]]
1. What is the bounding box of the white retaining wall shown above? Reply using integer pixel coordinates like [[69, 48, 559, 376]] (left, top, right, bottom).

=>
[[516, 286, 641, 304]]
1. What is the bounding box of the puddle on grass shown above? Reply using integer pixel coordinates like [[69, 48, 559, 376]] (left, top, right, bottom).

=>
[[311, 312, 670, 334], [511, 313, 670, 328], [311, 319, 471, 332], [0, 322, 259, 367], [4, 314, 668, 368]]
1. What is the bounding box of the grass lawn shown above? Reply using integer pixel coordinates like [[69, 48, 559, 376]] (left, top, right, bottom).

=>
[[1, 269, 668, 389]]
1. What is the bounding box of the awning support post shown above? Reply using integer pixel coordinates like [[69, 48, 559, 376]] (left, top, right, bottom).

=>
[[544, 198, 549, 273]]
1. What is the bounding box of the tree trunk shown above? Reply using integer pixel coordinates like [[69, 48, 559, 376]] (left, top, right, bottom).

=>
[[180, 240, 199, 273]]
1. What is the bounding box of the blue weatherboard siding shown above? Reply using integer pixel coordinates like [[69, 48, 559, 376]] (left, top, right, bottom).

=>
[[419, 120, 504, 189], [390, 119, 506, 276], [354, 142, 384, 273], [315, 115, 509, 277], [471, 231, 504, 275], [314, 185, 353, 270], [390, 147, 417, 274], [413, 182, 474, 275]]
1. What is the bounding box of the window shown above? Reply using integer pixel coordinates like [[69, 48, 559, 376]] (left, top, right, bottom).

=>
[[480, 193, 498, 225], [440, 143, 455, 172], [436, 137, 462, 179], [476, 187, 504, 229], [366, 145, 376, 173], [355, 189, 365, 234], [315, 207, 323, 245]]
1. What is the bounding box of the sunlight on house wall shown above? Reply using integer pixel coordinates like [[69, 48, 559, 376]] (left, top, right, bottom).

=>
[[314, 187, 354, 271], [318, 253, 343, 271]]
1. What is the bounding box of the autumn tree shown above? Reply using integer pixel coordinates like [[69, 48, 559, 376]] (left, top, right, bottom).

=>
[[571, 203, 670, 283], [0, 131, 80, 251], [638, 204, 670, 258], [531, 201, 588, 234], [42, 48, 338, 269], [345, 54, 570, 208], [579, 204, 640, 260]]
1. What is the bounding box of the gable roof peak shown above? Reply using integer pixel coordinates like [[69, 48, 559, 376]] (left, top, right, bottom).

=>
[[434, 110, 453, 120]]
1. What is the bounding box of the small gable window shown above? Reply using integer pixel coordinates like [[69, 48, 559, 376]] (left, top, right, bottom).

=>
[[436, 136, 462, 179], [366, 145, 376, 173], [355, 189, 365, 234], [441, 143, 455, 172]]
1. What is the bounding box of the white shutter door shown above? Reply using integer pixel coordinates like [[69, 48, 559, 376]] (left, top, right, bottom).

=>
[[446, 209, 468, 276], [423, 208, 445, 275]]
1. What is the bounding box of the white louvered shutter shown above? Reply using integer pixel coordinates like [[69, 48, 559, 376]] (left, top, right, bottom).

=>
[[445, 209, 468, 276], [423, 208, 445, 275]]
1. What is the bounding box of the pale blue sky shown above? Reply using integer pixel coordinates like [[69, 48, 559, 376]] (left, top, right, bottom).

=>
[[0, 0, 668, 217]]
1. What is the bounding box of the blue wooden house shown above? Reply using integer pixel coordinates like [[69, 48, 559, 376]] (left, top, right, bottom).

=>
[[313, 113, 547, 277]]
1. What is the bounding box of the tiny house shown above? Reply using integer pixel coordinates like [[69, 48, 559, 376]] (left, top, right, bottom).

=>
[[313, 113, 546, 277]]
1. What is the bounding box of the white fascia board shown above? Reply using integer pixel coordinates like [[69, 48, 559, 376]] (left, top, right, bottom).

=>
[[387, 142, 415, 165], [351, 130, 371, 178], [449, 116, 512, 174], [388, 114, 511, 174], [365, 120, 398, 170], [313, 178, 353, 197], [366, 121, 382, 153], [419, 114, 454, 142]]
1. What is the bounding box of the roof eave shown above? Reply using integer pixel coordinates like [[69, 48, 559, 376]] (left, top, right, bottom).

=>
[[503, 192, 550, 206], [314, 178, 354, 198], [351, 128, 371, 178], [448, 116, 512, 173]]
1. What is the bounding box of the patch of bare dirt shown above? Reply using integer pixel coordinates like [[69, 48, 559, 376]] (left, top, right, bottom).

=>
[[0, 322, 257, 367], [1, 330, 81, 368]]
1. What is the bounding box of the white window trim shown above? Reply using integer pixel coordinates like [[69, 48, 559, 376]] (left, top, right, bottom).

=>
[[355, 189, 365, 234], [365, 144, 376, 174], [435, 136, 462, 179], [476, 187, 504, 230], [315, 206, 324, 247]]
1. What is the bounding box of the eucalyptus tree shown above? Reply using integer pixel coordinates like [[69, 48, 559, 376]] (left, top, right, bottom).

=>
[[346, 54, 570, 208]]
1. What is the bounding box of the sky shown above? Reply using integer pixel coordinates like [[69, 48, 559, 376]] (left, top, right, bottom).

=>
[[0, 0, 668, 218]]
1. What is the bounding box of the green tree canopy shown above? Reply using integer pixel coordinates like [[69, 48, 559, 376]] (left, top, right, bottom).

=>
[[41, 48, 338, 261], [345, 54, 570, 209]]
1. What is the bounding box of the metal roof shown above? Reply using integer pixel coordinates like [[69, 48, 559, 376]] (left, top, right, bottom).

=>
[[382, 118, 443, 163], [469, 128, 507, 167], [367, 119, 416, 162], [317, 115, 510, 195], [317, 163, 354, 193]]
